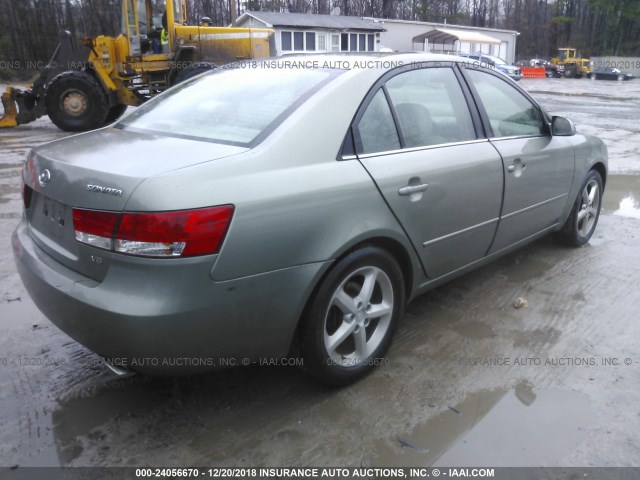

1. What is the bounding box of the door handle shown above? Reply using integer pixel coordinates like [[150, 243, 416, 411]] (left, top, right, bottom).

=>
[[507, 158, 526, 174], [398, 183, 429, 196]]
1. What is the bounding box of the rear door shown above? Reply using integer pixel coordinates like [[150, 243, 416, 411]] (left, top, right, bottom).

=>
[[353, 63, 504, 279], [461, 66, 575, 253]]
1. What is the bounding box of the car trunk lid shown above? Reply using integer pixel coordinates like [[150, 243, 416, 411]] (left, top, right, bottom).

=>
[[23, 127, 247, 281]]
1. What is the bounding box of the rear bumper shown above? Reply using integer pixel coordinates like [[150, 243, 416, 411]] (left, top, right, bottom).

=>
[[12, 219, 328, 374]]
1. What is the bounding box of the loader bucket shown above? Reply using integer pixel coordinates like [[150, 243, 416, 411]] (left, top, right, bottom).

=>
[[0, 87, 19, 128], [0, 85, 46, 128]]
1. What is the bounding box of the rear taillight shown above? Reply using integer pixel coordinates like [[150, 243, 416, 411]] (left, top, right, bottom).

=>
[[73, 209, 119, 250], [72, 206, 234, 258]]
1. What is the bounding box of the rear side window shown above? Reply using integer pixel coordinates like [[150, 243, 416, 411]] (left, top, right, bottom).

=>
[[466, 69, 546, 137], [119, 67, 340, 146], [356, 89, 401, 154], [385, 67, 476, 147], [354, 66, 476, 154]]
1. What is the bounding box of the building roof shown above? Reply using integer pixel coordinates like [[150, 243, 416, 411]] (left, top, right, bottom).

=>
[[417, 28, 502, 45], [365, 17, 519, 35], [237, 11, 385, 32]]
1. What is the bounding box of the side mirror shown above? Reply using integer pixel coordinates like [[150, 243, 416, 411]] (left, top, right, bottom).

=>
[[551, 116, 576, 136]]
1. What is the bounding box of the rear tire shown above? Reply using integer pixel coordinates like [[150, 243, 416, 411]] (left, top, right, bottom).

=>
[[558, 170, 603, 247], [300, 246, 405, 386], [45, 71, 109, 132]]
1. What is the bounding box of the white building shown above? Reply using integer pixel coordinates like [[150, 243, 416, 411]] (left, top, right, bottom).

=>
[[236, 12, 385, 56], [235, 12, 519, 63], [367, 18, 520, 64]]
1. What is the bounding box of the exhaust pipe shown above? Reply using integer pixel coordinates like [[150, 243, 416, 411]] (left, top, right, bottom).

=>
[[103, 358, 136, 377]]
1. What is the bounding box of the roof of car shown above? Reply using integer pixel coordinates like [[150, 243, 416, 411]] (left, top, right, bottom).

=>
[[258, 52, 477, 69]]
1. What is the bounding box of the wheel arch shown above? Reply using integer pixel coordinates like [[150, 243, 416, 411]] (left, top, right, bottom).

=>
[[84, 65, 119, 106], [591, 161, 607, 187], [288, 234, 417, 356]]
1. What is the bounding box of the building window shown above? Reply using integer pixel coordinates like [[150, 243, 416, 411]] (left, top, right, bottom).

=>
[[282, 30, 375, 53], [358, 34, 366, 51], [281, 30, 319, 52], [281, 31, 292, 51], [341, 33, 349, 51], [306, 32, 315, 51], [339, 33, 376, 52], [349, 33, 357, 51], [293, 31, 304, 51], [331, 34, 340, 52], [317, 33, 327, 51]]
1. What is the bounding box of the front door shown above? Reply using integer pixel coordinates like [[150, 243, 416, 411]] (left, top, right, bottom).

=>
[[463, 67, 575, 253]]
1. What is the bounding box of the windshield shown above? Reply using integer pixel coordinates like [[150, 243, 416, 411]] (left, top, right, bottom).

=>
[[119, 67, 340, 146]]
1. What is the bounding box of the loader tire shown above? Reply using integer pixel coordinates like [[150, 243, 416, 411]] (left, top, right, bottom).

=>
[[104, 104, 128, 125], [173, 62, 217, 85], [45, 71, 109, 132]]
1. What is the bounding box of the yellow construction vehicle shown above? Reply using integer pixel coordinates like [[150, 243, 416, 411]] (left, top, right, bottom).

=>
[[548, 47, 593, 78], [0, 0, 273, 131]]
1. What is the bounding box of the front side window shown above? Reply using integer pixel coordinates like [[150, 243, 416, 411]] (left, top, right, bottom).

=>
[[120, 67, 340, 146], [466, 68, 546, 137], [385, 67, 476, 148]]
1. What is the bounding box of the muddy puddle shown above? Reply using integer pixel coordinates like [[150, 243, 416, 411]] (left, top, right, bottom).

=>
[[371, 382, 592, 467], [602, 175, 640, 220]]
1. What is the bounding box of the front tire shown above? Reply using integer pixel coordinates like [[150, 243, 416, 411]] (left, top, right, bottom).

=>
[[617, 74, 625, 81], [104, 103, 128, 125], [45, 71, 109, 132], [558, 170, 603, 246], [300, 247, 405, 386]]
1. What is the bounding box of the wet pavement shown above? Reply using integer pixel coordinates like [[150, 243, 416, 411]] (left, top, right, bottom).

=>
[[0, 79, 639, 469]]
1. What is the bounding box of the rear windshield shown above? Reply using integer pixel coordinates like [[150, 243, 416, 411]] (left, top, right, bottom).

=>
[[118, 66, 340, 146]]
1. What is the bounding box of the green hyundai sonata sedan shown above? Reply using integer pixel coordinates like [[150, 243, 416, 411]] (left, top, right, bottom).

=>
[[13, 54, 607, 385]]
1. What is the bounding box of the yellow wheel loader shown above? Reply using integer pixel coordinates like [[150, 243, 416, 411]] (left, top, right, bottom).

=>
[[548, 48, 593, 78], [0, 0, 273, 131]]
